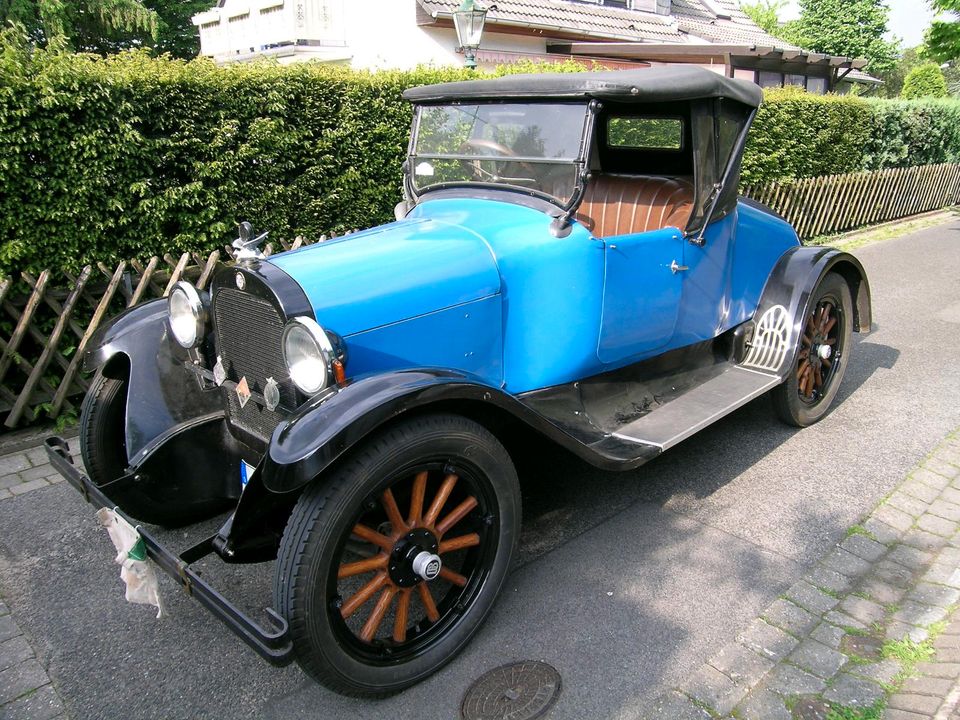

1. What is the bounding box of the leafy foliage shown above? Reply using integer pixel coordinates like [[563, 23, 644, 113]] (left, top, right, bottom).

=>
[[1, 47, 960, 273], [789, 0, 900, 76], [900, 63, 950, 99], [0, 0, 158, 52], [738, 0, 789, 36], [927, 0, 960, 63]]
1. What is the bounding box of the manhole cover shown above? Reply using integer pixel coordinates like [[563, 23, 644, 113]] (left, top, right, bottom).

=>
[[461, 661, 561, 720]]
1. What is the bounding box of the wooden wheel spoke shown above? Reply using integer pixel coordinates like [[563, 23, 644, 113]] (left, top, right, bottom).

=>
[[436, 496, 478, 536], [814, 362, 823, 390], [801, 334, 812, 347], [341, 572, 388, 619], [821, 356, 832, 369], [806, 314, 817, 334], [796, 358, 809, 380], [351, 523, 393, 551], [418, 582, 440, 622], [818, 303, 833, 333], [408, 471, 428, 527], [381, 488, 407, 535], [338, 553, 387, 579], [423, 473, 458, 527], [393, 589, 412, 643], [823, 316, 837, 335], [360, 586, 398, 642], [438, 567, 467, 587], [439, 533, 481, 554], [824, 337, 837, 346]]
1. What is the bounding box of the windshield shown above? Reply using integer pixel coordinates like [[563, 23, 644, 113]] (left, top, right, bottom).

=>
[[410, 103, 590, 206]]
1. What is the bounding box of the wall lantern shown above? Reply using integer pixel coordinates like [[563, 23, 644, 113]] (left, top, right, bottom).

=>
[[453, 0, 487, 69]]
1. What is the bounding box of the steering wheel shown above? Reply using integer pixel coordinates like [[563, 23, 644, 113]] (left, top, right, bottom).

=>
[[459, 139, 536, 184]]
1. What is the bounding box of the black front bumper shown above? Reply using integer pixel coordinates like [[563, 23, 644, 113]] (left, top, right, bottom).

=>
[[45, 436, 294, 667]]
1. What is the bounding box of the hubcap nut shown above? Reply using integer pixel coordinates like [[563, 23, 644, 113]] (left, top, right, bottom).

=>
[[818, 344, 832, 360], [412, 551, 442, 581]]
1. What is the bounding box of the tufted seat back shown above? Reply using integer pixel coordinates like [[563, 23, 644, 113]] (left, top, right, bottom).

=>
[[575, 175, 695, 238]]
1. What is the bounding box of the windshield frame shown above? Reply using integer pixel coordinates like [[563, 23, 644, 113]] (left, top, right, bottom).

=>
[[405, 100, 597, 212]]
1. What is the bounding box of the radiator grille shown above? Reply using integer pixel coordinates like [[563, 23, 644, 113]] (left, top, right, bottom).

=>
[[212, 288, 296, 443]]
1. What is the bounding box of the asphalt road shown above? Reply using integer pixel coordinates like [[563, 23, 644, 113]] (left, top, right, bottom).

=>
[[2, 219, 959, 720]]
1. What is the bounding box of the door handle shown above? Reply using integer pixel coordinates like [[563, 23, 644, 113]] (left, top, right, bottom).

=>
[[670, 260, 689, 274]]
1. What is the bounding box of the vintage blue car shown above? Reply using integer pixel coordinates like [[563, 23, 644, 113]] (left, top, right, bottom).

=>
[[47, 66, 871, 697]]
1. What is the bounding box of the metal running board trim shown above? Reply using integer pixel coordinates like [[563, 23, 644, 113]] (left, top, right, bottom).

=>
[[612, 366, 781, 451]]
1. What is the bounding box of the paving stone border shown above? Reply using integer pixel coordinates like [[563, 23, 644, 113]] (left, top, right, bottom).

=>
[[0, 593, 66, 719], [0, 439, 79, 503], [640, 430, 960, 720]]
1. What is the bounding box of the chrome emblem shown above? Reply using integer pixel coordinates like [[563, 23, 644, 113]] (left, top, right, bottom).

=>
[[212, 356, 226, 386], [236, 376, 252, 408], [412, 551, 443, 581], [235, 272, 245, 290], [424, 559, 441, 580], [264, 377, 280, 412]]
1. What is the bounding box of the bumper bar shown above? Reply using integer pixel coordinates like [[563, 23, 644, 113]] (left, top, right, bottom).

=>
[[44, 436, 294, 667]]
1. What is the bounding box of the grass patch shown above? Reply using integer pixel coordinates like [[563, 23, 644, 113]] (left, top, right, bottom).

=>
[[817, 586, 843, 600], [846, 525, 877, 542], [826, 699, 886, 719], [881, 636, 934, 679], [808, 208, 960, 252]]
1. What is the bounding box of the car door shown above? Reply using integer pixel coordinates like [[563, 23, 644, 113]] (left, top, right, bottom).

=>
[[596, 226, 684, 364], [676, 211, 738, 343]]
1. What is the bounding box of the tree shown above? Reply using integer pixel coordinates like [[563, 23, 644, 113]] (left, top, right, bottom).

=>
[[900, 62, 950, 98], [927, 0, 960, 62], [740, 0, 786, 35], [0, 0, 207, 58], [0, 0, 158, 51], [789, 0, 900, 77], [876, 46, 926, 98]]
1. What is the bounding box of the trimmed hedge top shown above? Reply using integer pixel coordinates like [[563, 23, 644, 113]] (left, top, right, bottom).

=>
[[2, 48, 959, 274]]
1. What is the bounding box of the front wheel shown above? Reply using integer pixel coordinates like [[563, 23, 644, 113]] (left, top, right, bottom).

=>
[[274, 414, 521, 697], [772, 272, 853, 427]]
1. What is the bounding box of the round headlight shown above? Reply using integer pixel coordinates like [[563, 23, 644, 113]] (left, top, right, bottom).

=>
[[168, 282, 205, 349], [282, 317, 334, 395]]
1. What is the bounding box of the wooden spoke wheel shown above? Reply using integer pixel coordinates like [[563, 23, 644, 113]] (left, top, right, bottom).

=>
[[274, 414, 520, 697], [773, 272, 853, 427]]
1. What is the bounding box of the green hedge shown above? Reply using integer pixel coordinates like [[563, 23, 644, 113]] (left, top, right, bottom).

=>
[[2, 47, 960, 274]]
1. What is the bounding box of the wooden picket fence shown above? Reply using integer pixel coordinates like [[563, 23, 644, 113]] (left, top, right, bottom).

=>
[[0, 233, 343, 430], [2, 162, 960, 430], [743, 163, 960, 240]]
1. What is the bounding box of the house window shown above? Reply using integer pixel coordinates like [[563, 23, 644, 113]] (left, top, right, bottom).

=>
[[785, 74, 806, 87], [757, 71, 783, 88], [806, 77, 828, 94], [601, 0, 630, 7]]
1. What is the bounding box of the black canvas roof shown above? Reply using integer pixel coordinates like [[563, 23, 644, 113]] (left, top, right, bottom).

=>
[[403, 66, 763, 108]]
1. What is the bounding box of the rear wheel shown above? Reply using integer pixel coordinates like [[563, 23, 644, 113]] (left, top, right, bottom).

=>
[[772, 272, 853, 427], [79, 369, 129, 485], [274, 413, 520, 697]]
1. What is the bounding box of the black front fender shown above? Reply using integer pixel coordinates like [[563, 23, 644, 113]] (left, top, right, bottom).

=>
[[84, 298, 222, 464], [262, 369, 558, 493]]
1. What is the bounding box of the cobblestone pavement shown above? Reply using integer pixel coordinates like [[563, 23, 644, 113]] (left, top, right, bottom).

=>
[[0, 439, 76, 720], [642, 431, 960, 720]]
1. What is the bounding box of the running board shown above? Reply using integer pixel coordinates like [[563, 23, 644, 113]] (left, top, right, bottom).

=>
[[612, 366, 781, 451]]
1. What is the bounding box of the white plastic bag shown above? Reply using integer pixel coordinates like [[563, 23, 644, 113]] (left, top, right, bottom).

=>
[[96, 508, 163, 618]]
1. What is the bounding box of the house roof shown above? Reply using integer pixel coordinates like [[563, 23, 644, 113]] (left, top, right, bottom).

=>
[[416, 0, 791, 46], [402, 64, 764, 106]]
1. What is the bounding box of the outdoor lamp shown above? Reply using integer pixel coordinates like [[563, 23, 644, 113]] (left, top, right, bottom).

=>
[[453, 0, 487, 69]]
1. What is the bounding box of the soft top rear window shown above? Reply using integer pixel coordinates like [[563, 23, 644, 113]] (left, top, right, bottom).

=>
[[607, 117, 684, 151]]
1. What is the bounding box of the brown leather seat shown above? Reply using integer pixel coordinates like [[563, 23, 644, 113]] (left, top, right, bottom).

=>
[[576, 175, 694, 238]]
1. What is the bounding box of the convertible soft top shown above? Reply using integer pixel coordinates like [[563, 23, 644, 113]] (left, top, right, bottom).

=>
[[403, 65, 763, 108]]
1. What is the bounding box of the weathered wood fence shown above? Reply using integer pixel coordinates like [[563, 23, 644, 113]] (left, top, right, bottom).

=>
[[743, 163, 960, 240], [0, 234, 336, 430], [2, 162, 960, 430]]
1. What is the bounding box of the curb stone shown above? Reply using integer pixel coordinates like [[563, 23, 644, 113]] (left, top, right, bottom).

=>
[[0, 595, 67, 718], [638, 429, 960, 720]]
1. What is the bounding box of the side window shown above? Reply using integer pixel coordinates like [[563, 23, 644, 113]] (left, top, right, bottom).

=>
[[607, 117, 684, 151]]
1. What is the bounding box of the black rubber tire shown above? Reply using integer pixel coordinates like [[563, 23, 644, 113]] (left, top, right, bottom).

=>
[[79, 369, 129, 485], [772, 272, 853, 427], [273, 413, 520, 697]]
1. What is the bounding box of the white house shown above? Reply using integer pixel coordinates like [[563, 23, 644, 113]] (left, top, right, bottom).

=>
[[192, 0, 878, 93]]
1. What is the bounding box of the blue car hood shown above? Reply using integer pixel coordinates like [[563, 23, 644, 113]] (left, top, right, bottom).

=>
[[267, 218, 501, 336]]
